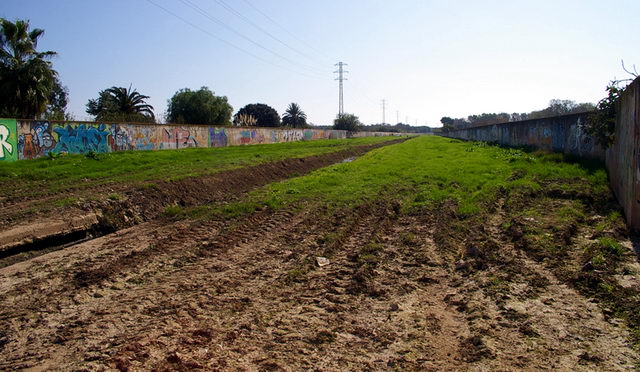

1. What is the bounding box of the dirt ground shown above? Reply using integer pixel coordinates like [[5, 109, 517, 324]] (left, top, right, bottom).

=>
[[0, 196, 638, 371], [1, 139, 639, 371]]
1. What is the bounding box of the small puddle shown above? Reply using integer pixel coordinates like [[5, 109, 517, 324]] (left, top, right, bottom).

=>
[[342, 156, 357, 163]]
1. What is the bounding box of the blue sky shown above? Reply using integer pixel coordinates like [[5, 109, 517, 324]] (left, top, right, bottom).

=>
[[3, 0, 639, 126]]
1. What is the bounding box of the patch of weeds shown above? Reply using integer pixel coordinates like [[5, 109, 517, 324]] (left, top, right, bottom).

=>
[[557, 204, 585, 223], [163, 205, 185, 219], [598, 237, 625, 257], [356, 242, 384, 266], [137, 183, 159, 191], [107, 193, 123, 201], [400, 232, 419, 246], [483, 274, 511, 300], [54, 197, 78, 207]]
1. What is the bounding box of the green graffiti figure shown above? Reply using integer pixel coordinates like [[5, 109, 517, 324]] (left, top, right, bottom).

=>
[[0, 119, 18, 160]]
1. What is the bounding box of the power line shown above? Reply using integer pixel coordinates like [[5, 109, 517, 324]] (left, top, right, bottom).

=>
[[145, 0, 280, 70], [334, 62, 348, 116], [212, 0, 321, 67], [177, 0, 327, 79], [240, 0, 335, 63]]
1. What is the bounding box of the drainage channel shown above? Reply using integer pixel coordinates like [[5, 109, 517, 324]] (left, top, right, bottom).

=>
[[0, 223, 113, 270]]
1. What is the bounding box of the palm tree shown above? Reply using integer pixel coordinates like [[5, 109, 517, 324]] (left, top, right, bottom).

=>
[[86, 85, 155, 122], [282, 103, 308, 128], [0, 19, 57, 118], [106, 86, 155, 121]]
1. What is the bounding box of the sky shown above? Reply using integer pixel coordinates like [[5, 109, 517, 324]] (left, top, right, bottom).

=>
[[2, 0, 639, 127]]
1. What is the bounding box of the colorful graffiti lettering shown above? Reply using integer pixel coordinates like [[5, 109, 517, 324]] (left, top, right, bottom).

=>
[[0, 119, 17, 161], [209, 128, 228, 147], [161, 127, 199, 149], [53, 124, 111, 154]]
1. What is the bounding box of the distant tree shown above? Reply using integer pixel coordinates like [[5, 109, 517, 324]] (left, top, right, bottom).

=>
[[528, 99, 595, 119], [467, 112, 510, 126], [282, 102, 308, 128], [0, 18, 57, 118], [333, 113, 362, 132], [234, 103, 280, 127], [510, 112, 529, 121], [440, 117, 454, 126], [167, 87, 232, 125], [86, 85, 154, 122], [42, 76, 72, 120]]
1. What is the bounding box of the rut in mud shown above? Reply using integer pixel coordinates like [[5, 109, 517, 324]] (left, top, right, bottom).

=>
[[0, 138, 406, 268]]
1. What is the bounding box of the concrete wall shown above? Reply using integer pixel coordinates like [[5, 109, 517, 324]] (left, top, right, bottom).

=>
[[0, 119, 402, 161], [442, 113, 605, 159], [606, 77, 640, 230], [443, 77, 640, 229]]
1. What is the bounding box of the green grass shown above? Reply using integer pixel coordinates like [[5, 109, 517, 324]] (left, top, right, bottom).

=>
[[0, 136, 401, 198], [186, 136, 609, 220]]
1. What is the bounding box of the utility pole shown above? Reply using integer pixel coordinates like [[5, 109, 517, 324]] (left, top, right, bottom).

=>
[[334, 62, 348, 117], [381, 99, 386, 124], [396, 110, 399, 124], [406, 116, 408, 124]]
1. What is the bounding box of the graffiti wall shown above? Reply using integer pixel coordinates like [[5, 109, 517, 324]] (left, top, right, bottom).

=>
[[441, 113, 605, 160], [0, 119, 17, 161], [6, 120, 400, 161]]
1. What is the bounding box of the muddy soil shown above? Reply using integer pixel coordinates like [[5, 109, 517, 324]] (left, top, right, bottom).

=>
[[0, 195, 638, 371]]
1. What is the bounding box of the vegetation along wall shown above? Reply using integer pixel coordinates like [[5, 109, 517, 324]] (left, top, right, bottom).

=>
[[0, 119, 402, 161], [441, 112, 604, 160], [443, 77, 640, 230], [606, 77, 640, 230]]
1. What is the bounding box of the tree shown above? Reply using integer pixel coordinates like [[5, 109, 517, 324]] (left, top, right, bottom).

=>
[[333, 113, 362, 132], [583, 81, 624, 148], [167, 87, 232, 125], [234, 103, 280, 127], [282, 103, 308, 128], [440, 116, 455, 132], [86, 85, 155, 122], [440, 117, 454, 126], [0, 18, 57, 119], [42, 76, 71, 120]]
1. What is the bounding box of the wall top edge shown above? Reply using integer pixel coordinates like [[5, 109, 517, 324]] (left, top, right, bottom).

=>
[[446, 112, 592, 132]]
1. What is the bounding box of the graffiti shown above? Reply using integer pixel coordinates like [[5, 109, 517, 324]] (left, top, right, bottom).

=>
[[236, 129, 266, 145], [161, 127, 199, 149], [109, 125, 132, 151], [0, 120, 17, 161], [131, 127, 156, 151], [4, 120, 397, 161], [16, 121, 55, 159], [54, 124, 111, 154], [282, 130, 303, 142], [209, 128, 228, 147]]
